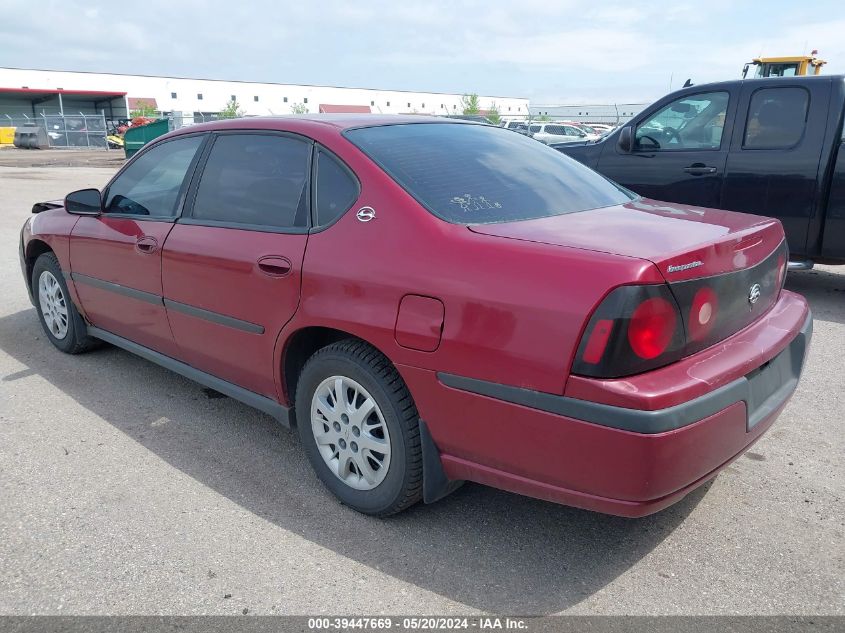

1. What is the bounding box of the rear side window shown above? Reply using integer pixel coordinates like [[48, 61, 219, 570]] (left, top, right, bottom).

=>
[[315, 150, 359, 226], [191, 134, 310, 229], [743, 87, 809, 149], [345, 123, 635, 224], [104, 135, 203, 217]]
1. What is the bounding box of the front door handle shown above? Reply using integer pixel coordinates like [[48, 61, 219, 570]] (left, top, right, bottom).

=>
[[683, 163, 717, 175], [135, 236, 159, 254], [257, 255, 292, 277]]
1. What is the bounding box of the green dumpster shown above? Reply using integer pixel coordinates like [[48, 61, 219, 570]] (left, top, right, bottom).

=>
[[123, 119, 170, 158]]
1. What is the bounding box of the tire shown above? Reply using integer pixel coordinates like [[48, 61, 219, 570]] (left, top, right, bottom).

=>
[[296, 339, 423, 516], [31, 252, 98, 354]]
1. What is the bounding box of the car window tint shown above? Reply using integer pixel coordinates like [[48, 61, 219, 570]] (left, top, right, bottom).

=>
[[635, 91, 729, 151], [546, 125, 564, 135], [315, 151, 359, 226], [104, 136, 203, 217], [192, 134, 310, 229], [345, 123, 635, 224], [529, 125, 541, 133], [743, 87, 809, 149]]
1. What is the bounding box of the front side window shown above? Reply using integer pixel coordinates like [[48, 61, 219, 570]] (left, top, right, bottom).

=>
[[743, 87, 809, 149], [315, 150, 359, 226], [345, 122, 635, 224], [104, 135, 204, 217], [635, 91, 729, 151], [191, 134, 310, 229], [564, 126, 585, 136]]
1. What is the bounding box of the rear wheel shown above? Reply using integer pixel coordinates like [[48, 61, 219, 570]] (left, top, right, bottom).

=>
[[32, 253, 97, 354], [296, 339, 423, 516]]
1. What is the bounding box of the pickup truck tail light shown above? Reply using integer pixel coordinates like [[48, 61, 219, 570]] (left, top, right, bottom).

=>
[[573, 241, 788, 379]]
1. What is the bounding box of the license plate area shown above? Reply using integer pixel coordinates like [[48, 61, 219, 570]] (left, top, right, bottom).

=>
[[744, 332, 805, 431]]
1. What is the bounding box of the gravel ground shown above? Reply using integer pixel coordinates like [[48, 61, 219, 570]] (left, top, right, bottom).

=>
[[0, 166, 842, 616]]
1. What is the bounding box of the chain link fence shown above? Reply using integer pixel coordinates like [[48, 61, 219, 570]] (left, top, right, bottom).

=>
[[3, 113, 109, 149]]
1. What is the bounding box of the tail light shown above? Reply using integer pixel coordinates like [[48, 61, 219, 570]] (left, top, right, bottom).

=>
[[573, 240, 788, 379], [572, 285, 685, 378]]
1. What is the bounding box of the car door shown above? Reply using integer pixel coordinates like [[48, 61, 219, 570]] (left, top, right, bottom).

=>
[[722, 83, 829, 256], [596, 90, 735, 208], [161, 131, 311, 398], [69, 134, 206, 357]]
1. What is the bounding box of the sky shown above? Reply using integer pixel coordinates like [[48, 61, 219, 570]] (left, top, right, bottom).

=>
[[2, 0, 844, 105]]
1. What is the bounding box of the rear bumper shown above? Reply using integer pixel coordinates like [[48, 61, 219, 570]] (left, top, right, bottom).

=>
[[400, 291, 811, 517]]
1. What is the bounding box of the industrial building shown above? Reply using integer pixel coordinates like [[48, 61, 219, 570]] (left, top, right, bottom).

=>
[[0, 67, 530, 122]]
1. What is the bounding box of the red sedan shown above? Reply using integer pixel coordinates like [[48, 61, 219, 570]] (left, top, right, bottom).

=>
[[19, 116, 811, 517]]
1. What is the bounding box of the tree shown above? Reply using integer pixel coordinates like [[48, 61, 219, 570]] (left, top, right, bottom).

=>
[[290, 103, 309, 114], [487, 103, 501, 125], [220, 98, 244, 119], [129, 100, 157, 119], [460, 93, 480, 115], [536, 114, 551, 122]]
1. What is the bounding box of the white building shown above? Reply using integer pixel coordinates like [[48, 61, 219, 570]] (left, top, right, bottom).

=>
[[0, 67, 529, 121]]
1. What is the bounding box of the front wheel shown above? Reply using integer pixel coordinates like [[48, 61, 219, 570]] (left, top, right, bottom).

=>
[[296, 339, 423, 516], [32, 253, 97, 354]]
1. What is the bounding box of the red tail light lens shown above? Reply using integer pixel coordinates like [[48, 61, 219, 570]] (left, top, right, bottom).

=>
[[627, 297, 678, 359], [573, 285, 685, 378]]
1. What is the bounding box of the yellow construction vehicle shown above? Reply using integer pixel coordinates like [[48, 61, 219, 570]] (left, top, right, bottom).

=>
[[743, 51, 826, 78]]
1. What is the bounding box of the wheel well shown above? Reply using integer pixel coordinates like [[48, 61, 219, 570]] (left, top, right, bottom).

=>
[[24, 240, 53, 295], [283, 327, 365, 414]]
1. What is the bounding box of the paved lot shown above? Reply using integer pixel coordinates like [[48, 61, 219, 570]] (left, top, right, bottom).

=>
[[0, 166, 842, 616]]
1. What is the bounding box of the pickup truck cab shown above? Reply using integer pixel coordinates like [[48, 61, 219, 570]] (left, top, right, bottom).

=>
[[554, 75, 845, 265]]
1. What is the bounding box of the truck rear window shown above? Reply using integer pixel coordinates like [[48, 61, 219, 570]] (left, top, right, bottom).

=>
[[345, 123, 635, 224]]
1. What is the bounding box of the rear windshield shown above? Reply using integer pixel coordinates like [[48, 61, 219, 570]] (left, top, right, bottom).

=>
[[344, 123, 635, 224]]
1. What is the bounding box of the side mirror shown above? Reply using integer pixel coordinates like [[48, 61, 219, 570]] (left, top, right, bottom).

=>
[[65, 188, 102, 215], [617, 126, 633, 153]]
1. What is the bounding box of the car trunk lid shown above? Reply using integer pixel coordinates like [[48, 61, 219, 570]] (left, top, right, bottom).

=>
[[467, 198, 784, 281]]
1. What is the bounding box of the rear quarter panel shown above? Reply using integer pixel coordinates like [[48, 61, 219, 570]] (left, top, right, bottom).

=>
[[278, 131, 664, 400]]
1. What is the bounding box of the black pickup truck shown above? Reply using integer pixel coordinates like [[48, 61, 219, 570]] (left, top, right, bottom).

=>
[[554, 75, 845, 266]]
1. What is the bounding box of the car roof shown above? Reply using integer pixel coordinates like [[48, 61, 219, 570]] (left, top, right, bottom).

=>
[[163, 114, 469, 139]]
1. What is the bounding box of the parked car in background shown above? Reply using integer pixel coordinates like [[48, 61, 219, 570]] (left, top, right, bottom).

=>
[[553, 75, 845, 267], [529, 122, 590, 144], [501, 120, 531, 135], [561, 122, 602, 140], [21, 117, 810, 518]]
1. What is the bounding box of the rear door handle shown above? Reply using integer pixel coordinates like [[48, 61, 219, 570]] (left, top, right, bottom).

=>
[[257, 255, 292, 277], [135, 236, 159, 254], [683, 163, 717, 175]]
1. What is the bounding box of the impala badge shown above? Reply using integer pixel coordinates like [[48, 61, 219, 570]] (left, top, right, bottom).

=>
[[748, 283, 762, 305], [356, 206, 376, 222], [667, 260, 703, 273]]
